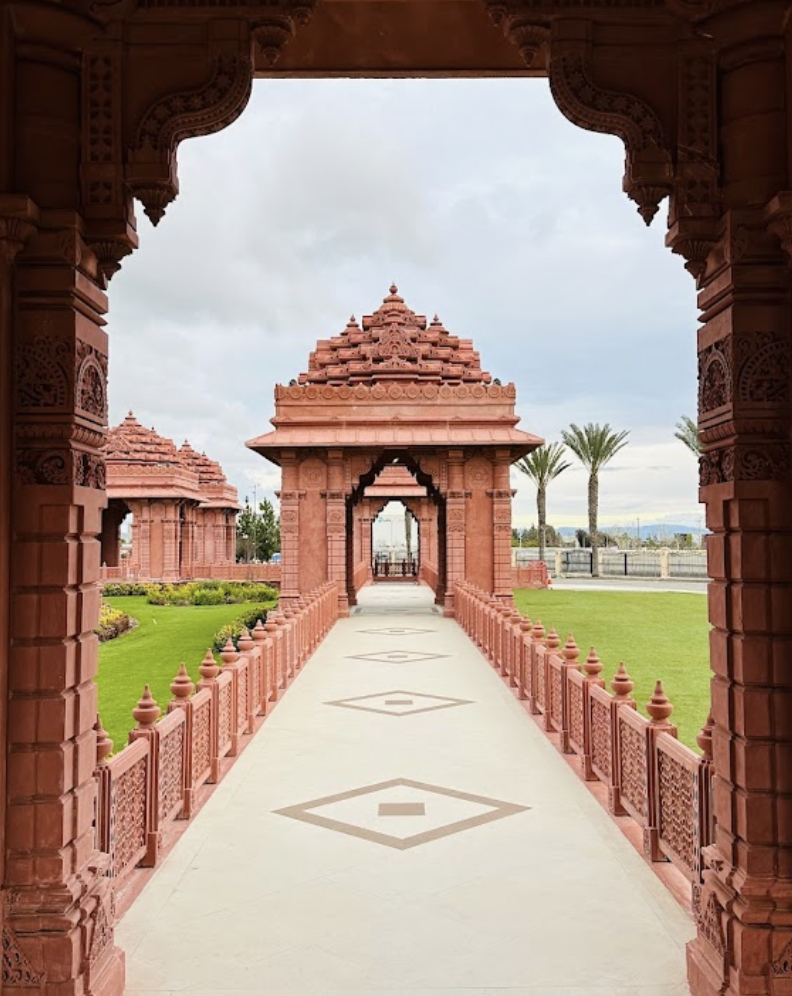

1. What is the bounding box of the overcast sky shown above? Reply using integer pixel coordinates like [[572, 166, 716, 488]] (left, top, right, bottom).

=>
[[108, 78, 702, 535]]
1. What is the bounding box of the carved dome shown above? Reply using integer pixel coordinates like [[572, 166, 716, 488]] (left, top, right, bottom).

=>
[[298, 285, 491, 386], [106, 412, 183, 467]]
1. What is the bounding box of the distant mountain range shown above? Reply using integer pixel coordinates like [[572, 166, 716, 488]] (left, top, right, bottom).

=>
[[557, 523, 706, 539]]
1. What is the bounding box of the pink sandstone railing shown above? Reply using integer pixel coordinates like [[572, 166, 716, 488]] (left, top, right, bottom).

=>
[[455, 580, 714, 907], [511, 563, 548, 589], [93, 583, 339, 901], [103, 561, 545, 589], [99, 562, 283, 584]]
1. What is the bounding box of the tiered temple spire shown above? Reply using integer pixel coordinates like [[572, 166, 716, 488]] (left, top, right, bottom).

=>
[[102, 413, 240, 579], [299, 285, 491, 386]]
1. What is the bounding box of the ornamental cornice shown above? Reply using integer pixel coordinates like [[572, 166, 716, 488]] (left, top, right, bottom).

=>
[[275, 382, 517, 402]]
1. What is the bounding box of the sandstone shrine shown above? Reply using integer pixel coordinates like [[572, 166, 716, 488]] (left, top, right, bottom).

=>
[[247, 286, 542, 615], [101, 413, 240, 580]]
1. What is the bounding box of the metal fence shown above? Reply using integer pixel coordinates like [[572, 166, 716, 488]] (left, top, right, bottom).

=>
[[514, 547, 708, 580]]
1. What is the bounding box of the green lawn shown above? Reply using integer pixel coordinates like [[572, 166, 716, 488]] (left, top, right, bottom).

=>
[[97, 596, 272, 751], [513, 589, 710, 750]]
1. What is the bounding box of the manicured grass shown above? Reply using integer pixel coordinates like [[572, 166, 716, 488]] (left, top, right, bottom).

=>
[[513, 589, 710, 750], [97, 596, 272, 751]]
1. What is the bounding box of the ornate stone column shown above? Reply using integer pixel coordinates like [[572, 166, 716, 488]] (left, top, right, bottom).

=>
[[180, 502, 197, 579], [226, 511, 236, 562], [418, 498, 436, 588], [443, 450, 467, 617], [325, 450, 349, 616], [6, 210, 124, 992], [681, 31, 792, 996], [162, 501, 181, 580], [127, 498, 149, 578], [359, 500, 373, 587], [277, 451, 302, 604], [491, 449, 515, 603], [193, 507, 207, 565]]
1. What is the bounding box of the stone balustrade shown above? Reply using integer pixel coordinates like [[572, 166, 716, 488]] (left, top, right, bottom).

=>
[[99, 561, 283, 584], [454, 581, 714, 908], [510, 563, 549, 588], [93, 583, 340, 906]]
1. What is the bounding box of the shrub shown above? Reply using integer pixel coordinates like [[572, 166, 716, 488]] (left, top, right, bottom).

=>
[[193, 587, 225, 606], [94, 602, 137, 642], [101, 582, 153, 597], [146, 581, 278, 607], [211, 603, 276, 652]]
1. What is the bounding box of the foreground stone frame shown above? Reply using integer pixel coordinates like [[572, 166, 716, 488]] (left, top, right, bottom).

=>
[[1, 5, 791, 995]]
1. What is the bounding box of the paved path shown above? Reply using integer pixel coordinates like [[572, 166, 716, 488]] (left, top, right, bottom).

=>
[[118, 583, 694, 996], [549, 577, 707, 595]]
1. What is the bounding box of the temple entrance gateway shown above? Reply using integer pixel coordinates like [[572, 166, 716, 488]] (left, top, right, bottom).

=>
[[3, 8, 792, 996], [247, 286, 541, 614]]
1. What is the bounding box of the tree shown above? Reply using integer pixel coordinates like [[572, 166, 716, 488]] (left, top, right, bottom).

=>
[[257, 498, 280, 562], [236, 497, 280, 562], [561, 423, 630, 577], [514, 442, 572, 563], [675, 414, 700, 455]]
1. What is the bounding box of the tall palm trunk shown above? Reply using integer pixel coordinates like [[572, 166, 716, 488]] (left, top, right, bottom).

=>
[[537, 485, 547, 563], [589, 471, 599, 576]]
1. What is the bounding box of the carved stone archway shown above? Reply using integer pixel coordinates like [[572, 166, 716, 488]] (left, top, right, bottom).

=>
[[1, 5, 792, 995], [247, 286, 541, 615]]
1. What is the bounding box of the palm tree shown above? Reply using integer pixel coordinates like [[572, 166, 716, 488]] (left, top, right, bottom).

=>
[[561, 423, 630, 577], [514, 443, 572, 564], [675, 415, 700, 455]]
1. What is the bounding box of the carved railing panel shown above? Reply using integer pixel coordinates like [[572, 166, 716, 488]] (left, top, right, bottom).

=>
[[190, 689, 213, 792], [656, 732, 703, 880], [216, 671, 234, 761], [567, 671, 585, 758], [157, 710, 186, 828], [105, 740, 150, 884], [617, 707, 649, 825]]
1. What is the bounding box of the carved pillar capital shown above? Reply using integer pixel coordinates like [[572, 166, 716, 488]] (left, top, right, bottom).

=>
[[0, 196, 39, 265], [765, 192, 792, 263]]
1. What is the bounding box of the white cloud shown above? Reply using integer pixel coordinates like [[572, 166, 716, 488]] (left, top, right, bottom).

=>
[[108, 78, 702, 525]]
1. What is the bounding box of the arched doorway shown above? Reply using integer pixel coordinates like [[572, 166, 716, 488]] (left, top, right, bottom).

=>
[[246, 286, 541, 615], [2, 10, 791, 996]]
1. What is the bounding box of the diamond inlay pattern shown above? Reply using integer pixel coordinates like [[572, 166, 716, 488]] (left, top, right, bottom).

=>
[[346, 650, 449, 664], [358, 627, 437, 636], [325, 689, 473, 717], [275, 777, 529, 850]]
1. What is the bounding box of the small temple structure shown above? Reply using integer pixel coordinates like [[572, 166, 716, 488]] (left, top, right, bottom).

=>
[[247, 285, 542, 614], [101, 413, 240, 580]]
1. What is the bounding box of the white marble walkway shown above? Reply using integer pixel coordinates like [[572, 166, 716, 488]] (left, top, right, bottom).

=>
[[118, 583, 693, 996]]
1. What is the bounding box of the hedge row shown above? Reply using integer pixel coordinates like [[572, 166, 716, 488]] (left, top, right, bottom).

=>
[[211, 603, 277, 653], [102, 580, 279, 606]]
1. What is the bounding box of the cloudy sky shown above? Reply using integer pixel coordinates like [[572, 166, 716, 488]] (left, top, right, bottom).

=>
[[108, 77, 702, 535]]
